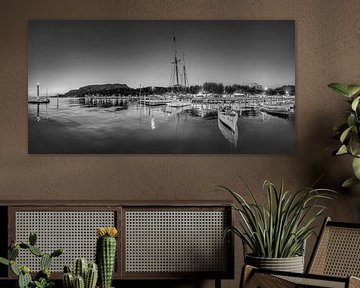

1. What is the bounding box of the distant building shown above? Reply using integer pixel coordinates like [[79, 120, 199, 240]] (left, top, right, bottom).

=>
[[249, 83, 264, 90]]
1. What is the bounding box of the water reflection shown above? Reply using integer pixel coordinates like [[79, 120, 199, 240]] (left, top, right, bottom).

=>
[[218, 118, 238, 148], [32, 103, 49, 122], [76, 97, 129, 109], [28, 97, 295, 154]]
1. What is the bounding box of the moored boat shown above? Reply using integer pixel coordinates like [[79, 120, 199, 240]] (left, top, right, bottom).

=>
[[28, 98, 50, 104], [142, 99, 171, 106], [167, 99, 192, 107], [218, 107, 238, 132], [218, 118, 238, 147], [260, 104, 295, 120]]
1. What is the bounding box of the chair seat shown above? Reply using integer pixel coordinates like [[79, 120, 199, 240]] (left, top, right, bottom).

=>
[[243, 266, 360, 288], [277, 275, 346, 288], [241, 218, 360, 288]]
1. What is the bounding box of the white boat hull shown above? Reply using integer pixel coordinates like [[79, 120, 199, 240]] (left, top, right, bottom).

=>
[[218, 119, 238, 147], [218, 110, 238, 132], [168, 100, 192, 107]]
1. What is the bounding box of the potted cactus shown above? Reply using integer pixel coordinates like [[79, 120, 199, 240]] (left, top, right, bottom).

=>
[[62, 258, 98, 288], [96, 227, 118, 288], [0, 232, 64, 288]]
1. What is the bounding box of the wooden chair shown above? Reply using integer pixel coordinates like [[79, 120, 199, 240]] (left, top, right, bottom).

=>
[[241, 217, 360, 288]]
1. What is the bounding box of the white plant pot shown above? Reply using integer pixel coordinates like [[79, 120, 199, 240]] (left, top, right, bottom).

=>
[[245, 254, 305, 273]]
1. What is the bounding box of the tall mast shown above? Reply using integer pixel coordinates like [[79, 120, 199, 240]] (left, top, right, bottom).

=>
[[172, 31, 181, 89], [182, 54, 188, 90]]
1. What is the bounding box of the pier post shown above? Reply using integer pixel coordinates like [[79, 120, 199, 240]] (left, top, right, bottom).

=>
[[36, 83, 40, 100]]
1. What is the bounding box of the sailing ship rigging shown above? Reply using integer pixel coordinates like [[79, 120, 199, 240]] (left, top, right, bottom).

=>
[[168, 31, 191, 107]]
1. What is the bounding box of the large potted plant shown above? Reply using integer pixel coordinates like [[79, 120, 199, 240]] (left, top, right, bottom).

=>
[[220, 179, 334, 273], [328, 83, 360, 187]]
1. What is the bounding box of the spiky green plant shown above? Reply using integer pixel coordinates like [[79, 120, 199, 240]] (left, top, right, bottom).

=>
[[96, 227, 118, 288], [63, 260, 98, 288], [328, 83, 360, 187], [0, 232, 63, 288], [219, 179, 335, 258]]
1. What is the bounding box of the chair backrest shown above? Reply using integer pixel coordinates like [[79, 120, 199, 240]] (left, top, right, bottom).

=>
[[307, 217, 360, 277]]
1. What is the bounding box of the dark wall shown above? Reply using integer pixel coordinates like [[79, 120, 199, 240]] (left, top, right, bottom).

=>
[[1, 1, 360, 287]]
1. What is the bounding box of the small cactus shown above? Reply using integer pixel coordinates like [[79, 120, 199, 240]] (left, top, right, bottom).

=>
[[41, 253, 52, 270], [63, 259, 98, 288], [9, 247, 19, 260], [51, 248, 64, 258], [85, 263, 98, 288], [96, 227, 118, 288], [35, 268, 50, 281], [0, 232, 64, 288], [10, 260, 20, 276], [74, 275, 85, 288], [29, 245, 44, 257], [63, 272, 74, 288], [29, 232, 37, 246], [74, 258, 88, 280], [63, 265, 72, 273], [18, 269, 32, 288]]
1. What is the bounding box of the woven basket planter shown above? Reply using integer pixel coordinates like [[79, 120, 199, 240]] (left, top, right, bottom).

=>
[[245, 254, 305, 273]]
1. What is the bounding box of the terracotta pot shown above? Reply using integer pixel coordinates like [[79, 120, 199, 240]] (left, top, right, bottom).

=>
[[245, 254, 304, 273]]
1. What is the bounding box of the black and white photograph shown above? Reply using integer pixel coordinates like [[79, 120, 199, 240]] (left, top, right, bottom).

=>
[[28, 20, 295, 154]]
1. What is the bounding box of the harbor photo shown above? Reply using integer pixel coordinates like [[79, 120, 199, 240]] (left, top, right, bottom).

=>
[[28, 20, 295, 154]]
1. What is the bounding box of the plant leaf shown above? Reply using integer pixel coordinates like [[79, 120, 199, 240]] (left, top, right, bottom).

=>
[[347, 85, 360, 97], [349, 135, 360, 157], [336, 145, 348, 155], [347, 114, 356, 128], [351, 96, 360, 111], [328, 83, 350, 97], [340, 126, 353, 143], [342, 177, 360, 188], [352, 157, 360, 179]]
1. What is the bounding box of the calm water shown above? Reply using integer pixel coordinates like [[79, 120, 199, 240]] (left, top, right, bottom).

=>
[[28, 97, 295, 154]]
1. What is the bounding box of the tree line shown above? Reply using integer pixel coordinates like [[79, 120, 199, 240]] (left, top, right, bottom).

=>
[[64, 82, 295, 97]]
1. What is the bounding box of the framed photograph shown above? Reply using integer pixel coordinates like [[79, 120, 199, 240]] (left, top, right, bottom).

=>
[[28, 20, 295, 154]]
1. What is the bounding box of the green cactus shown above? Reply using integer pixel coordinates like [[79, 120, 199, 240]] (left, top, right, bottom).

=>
[[85, 263, 98, 288], [63, 271, 74, 288], [29, 245, 44, 257], [41, 253, 52, 270], [51, 248, 64, 258], [96, 233, 117, 288], [10, 260, 20, 276], [64, 259, 98, 288], [63, 265, 72, 273], [0, 232, 63, 288], [18, 269, 32, 288], [19, 243, 30, 249], [9, 246, 19, 260], [74, 258, 87, 279], [29, 232, 37, 246], [73, 275, 85, 288], [35, 268, 51, 281]]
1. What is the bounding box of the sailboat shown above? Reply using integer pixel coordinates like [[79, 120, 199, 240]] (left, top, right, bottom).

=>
[[167, 32, 192, 108]]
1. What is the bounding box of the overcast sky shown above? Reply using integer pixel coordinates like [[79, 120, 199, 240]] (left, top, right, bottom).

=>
[[28, 20, 295, 96]]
